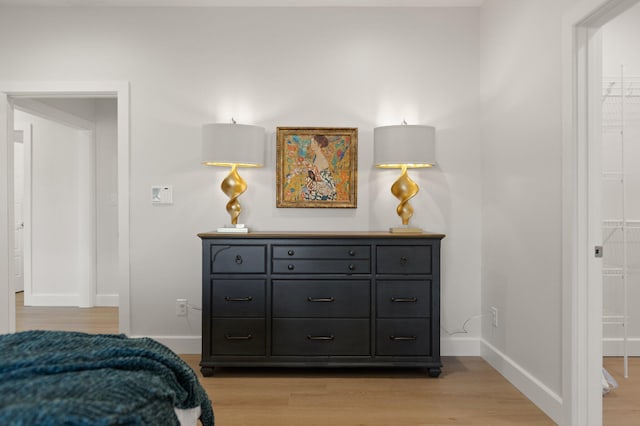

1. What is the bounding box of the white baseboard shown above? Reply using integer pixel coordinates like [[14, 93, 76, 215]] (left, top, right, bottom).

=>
[[131, 335, 202, 355], [481, 339, 562, 424], [441, 336, 481, 356], [27, 293, 79, 306], [603, 337, 640, 356], [27, 293, 119, 307], [95, 294, 118, 307]]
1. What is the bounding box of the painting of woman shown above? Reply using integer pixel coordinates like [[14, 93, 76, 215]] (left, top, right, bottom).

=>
[[300, 135, 337, 201], [277, 127, 357, 208]]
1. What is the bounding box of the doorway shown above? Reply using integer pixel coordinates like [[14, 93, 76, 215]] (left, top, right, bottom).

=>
[[599, 3, 640, 423], [563, 0, 640, 424], [0, 81, 130, 335], [14, 103, 98, 309]]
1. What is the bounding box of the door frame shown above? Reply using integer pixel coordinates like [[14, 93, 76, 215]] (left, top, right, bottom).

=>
[[562, 0, 639, 424], [0, 81, 130, 334]]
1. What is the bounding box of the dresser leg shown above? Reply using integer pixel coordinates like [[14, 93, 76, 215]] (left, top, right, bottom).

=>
[[427, 367, 441, 378], [201, 367, 215, 377]]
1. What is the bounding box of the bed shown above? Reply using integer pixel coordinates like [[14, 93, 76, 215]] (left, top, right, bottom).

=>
[[0, 330, 214, 425]]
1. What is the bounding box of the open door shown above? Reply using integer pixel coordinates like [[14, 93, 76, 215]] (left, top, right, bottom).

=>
[[13, 126, 27, 294]]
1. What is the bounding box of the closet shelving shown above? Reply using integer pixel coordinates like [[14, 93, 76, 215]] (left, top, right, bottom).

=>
[[602, 67, 640, 379]]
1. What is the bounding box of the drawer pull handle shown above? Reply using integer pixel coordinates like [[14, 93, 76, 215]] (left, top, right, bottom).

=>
[[348, 250, 356, 256], [348, 264, 356, 271], [391, 297, 418, 303], [225, 334, 253, 340], [288, 250, 295, 256], [399, 256, 408, 266], [225, 296, 253, 302], [287, 264, 295, 270], [307, 335, 335, 341], [235, 255, 243, 265], [390, 335, 417, 341], [307, 297, 335, 303]]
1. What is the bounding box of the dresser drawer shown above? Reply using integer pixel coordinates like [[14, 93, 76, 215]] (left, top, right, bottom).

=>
[[376, 280, 431, 318], [376, 319, 431, 356], [272, 319, 370, 355], [272, 280, 370, 318], [376, 246, 432, 275], [272, 259, 370, 274], [210, 318, 265, 355], [210, 245, 266, 274], [273, 245, 370, 260], [211, 279, 265, 317]]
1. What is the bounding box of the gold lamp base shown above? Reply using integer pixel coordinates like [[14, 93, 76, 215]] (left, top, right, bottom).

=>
[[390, 165, 420, 230], [220, 164, 247, 226]]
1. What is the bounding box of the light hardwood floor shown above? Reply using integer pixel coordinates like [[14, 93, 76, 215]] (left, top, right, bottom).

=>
[[13, 293, 638, 425], [181, 355, 555, 425], [15, 291, 119, 334], [602, 357, 640, 425]]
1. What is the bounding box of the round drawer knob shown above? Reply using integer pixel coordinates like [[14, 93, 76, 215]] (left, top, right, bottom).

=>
[[287, 264, 294, 270], [348, 250, 355, 256], [348, 264, 355, 271], [288, 250, 295, 256]]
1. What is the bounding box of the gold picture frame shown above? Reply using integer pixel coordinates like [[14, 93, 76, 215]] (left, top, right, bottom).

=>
[[276, 127, 358, 208]]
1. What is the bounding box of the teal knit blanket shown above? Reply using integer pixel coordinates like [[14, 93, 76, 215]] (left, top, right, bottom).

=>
[[0, 330, 214, 426]]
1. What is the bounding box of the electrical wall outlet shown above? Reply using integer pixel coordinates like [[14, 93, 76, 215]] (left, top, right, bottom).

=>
[[490, 306, 499, 327], [176, 299, 187, 316]]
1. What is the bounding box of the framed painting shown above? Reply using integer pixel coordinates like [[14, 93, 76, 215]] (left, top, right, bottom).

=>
[[276, 127, 358, 208]]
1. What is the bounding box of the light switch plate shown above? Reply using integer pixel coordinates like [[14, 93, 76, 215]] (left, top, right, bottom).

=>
[[151, 186, 173, 204]]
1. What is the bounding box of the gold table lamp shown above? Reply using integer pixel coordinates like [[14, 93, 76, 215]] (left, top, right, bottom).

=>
[[374, 124, 435, 233], [202, 122, 265, 232]]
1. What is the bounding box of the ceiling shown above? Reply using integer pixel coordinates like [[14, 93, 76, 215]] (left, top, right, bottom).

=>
[[0, 0, 483, 7]]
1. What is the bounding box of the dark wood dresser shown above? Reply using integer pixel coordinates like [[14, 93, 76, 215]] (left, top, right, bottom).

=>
[[197, 231, 444, 377]]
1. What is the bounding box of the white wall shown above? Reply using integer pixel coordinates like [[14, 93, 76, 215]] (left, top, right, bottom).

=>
[[34, 98, 98, 124], [602, 2, 640, 355], [479, 0, 578, 419], [0, 7, 482, 352], [603, 2, 640, 76], [95, 99, 119, 305], [36, 98, 119, 303]]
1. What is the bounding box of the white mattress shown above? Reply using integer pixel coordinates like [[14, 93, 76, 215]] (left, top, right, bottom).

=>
[[175, 406, 202, 425]]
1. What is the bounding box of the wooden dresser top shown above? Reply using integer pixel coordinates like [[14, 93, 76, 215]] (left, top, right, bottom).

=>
[[197, 231, 446, 239]]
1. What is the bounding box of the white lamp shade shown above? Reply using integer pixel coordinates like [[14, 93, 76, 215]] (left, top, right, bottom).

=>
[[202, 123, 265, 167], [374, 125, 436, 168]]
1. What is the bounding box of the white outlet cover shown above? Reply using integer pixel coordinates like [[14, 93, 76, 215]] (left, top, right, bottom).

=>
[[151, 186, 173, 204]]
